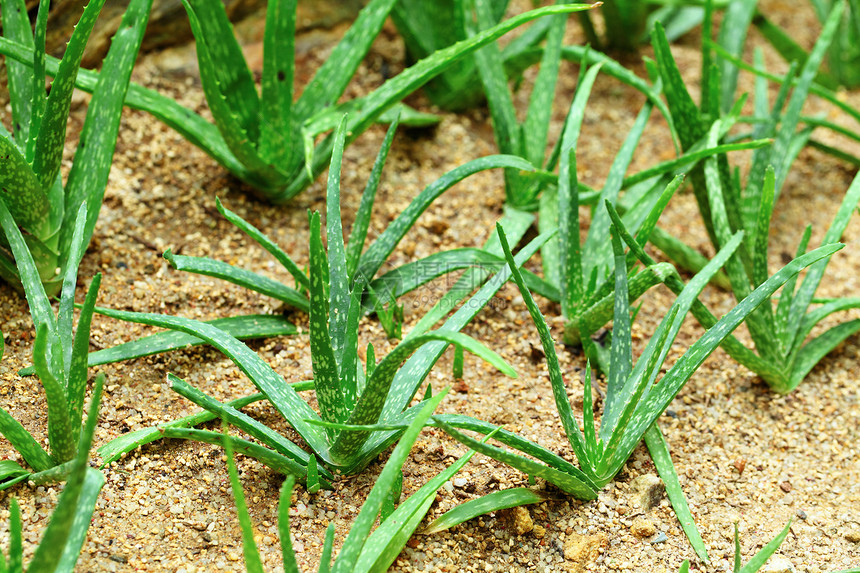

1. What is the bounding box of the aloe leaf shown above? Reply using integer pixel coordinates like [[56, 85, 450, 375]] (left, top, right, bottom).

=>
[[6, 497, 22, 572], [325, 118, 351, 366], [496, 224, 585, 458], [59, 0, 153, 269], [63, 314, 298, 370], [57, 205, 88, 377], [329, 332, 516, 467], [31, 0, 107, 192], [91, 307, 329, 459], [27, 375, 103, 572], [346, 117, 398, 278], [309, 210, 345, 434], [67, 273, 101, 436], [258, 0, 295, 165], [222, 423, 265, 573], [1, 0, 33, 142], [33, 324, 76, 462], [182, 0, 261, 143], [24, 0, 48, 165], [473, 0, 521, 168], [0, 460, 28, 485], [644, 423, 709, 562], [330, 390, 449, 573], [168, 375, 331, 478], [620, 140, 773, 190], [0, 138, 49, 231], [604, 230, 633, 416], [163, 249, 309, 311], [97, 392, 267, 466], [278, 475, 301, 573], [0, 407, 54, 472], [422, 488, 552, 536], [739, 520, 792, 573], [358, 155, 535, 281], [54, 468, 104, 573]]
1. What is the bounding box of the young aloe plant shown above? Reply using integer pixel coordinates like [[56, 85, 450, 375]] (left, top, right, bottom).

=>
[[67, 117, 540, 370], [652, 2, 860, 393], [88, 210, 559, 480], [0, 0, 151, 295], [433, 220, 841, 559], [0, 2, 596, 203], [0, 376, 105, 573], [0, 202, 109, 491]]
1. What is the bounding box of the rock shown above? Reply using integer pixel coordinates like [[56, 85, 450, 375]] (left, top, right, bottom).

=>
[[845, 529, 860, 543], [532, 525, 546, 539], [510, 506, 534, 535], [631, 517, 657, 538], [760, 556, 794, 573], [630, 474, 664, 510], [563, 533, 607, 572]]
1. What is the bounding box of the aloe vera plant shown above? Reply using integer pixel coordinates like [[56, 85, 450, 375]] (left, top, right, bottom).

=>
[[0, 202, 108, 490], [0, 0, 151, 295], [433, 220, 840, 559], [73, 117, 541, 369], [0, 2, 596, 203], [651, 1, 860, 393], [0, 375, 105, 573]]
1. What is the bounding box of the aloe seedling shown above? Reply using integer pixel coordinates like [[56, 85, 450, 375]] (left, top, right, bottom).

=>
[[0, 0, 151, 294], [652, 2, 860, 393], [678, 520, 793, 573], [0, 202, 109, 490], [434, 220, 840, 559]]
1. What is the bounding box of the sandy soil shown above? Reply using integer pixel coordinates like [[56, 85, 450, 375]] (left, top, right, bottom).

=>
[[0, 2, 858, 572]]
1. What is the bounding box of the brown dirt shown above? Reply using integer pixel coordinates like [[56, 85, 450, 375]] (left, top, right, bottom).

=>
[[1, 2, 859, 572]]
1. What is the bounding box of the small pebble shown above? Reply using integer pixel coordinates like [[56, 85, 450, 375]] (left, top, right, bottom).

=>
[[844, 529, 860, 543], [795, 509, 807, 520], [453, 477, 467, 488], [510, 506, 534, 535], [651, 532, 668, 544], [760, 556, 794, 573], [630, 474, 664, 510], [631, 517, 657, 538]]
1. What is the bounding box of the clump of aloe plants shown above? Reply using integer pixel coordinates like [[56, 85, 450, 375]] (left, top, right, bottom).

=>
[[650, 1, 860, 393], [0, 0, 151, 294]]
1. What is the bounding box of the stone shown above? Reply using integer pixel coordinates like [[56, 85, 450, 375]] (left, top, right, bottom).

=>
[[563, 533, 607, 572], [510, 506, 534, 535], [844, 529, 860, 543], [629, 474, 664, 510], [631, 517, 657, 538], [760, 556, 794, 573]]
